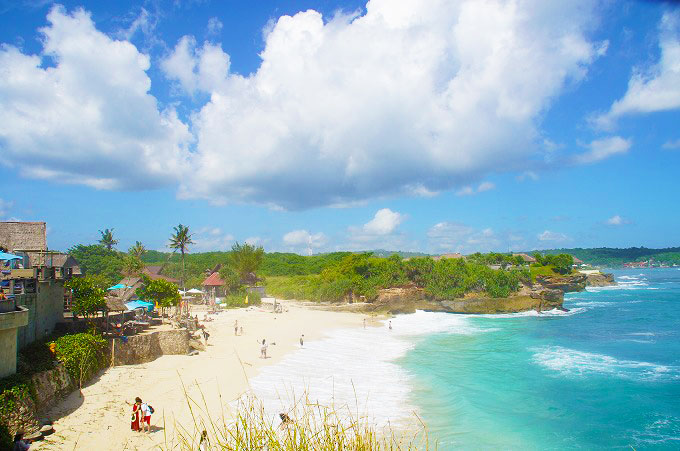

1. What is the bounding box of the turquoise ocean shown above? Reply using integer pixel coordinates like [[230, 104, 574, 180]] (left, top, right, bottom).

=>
[[402, 268, 680, 449], [249, 269, 679, 450]]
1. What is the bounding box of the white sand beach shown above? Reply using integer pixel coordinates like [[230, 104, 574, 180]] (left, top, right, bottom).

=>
[[35, 301, 368, 450]]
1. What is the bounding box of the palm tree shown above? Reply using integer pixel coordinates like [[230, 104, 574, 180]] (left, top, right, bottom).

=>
[[98, 228, 118, 250], [168, 224, 194, 290], [129, 241, 146, 259]]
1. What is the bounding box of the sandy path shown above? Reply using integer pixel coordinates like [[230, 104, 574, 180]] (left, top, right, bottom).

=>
[[35, 301, 365, 450]]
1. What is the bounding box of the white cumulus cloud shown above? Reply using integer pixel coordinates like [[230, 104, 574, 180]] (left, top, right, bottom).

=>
[[573, 136, 631, 164], [538, 230, 569, 242], [361, 208, 405, 235], [593, 11, 680, 129], [427, 221, 504, 254], [192, 227, 234, 251], [456, 181, 496, 196], [175, 0, 603, 209], [0, 6, 192, 190], [283, 229, 328, 254], [606, 215, 630, 226]]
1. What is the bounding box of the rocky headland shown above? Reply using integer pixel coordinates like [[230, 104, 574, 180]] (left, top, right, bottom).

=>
[[323, 271, 616, 315]]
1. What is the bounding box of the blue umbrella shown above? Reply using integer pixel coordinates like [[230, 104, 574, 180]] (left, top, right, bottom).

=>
[[0, 252, 22, 260], [107, 283, 127, 291]]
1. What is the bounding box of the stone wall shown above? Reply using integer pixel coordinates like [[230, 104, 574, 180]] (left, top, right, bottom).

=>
[[111, 330, 190, 366]]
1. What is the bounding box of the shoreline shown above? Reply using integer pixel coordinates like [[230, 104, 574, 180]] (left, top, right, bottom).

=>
[[35, 300, 366, 450]]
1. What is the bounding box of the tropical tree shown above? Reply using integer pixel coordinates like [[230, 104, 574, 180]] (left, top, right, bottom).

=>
[[129, 241, 146, 259], [65, 276, 107, 318], [168, 224, 194, 290], [122, 254, 144, 278], [230, 242, 264, 280], [98, 228, 118, 250], [137, 278, 181, 316], [218, 265, 242, 293]]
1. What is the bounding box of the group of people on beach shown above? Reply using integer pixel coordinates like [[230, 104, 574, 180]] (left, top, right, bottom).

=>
[[130, 397, 153, 433]]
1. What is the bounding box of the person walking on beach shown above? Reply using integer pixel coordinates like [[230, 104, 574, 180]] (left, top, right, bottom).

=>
[[260, 339, 268, 358], [363, 318, 366, 329], [299, 334, 304, 347], [199, 430, 209, 451], [131, 397, 142, 432], [234, 320, 239, 336], [140, 400, 153, 433], [389, 320, 392, 330], [239, 326, 243, 335]]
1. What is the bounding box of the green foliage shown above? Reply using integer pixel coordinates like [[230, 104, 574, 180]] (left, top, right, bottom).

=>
[[53, 332, 107, 383], [128, 241, 146, 259], [230, 242, 264, 279], [223, 290, 262, 308], [259, 252, 352, 276], [266, 253, 527, 302], [68, 244, 124, 285], [66, 276, 106, 317], [532, 247, 680, 267], [0, 374, 32, 419], [98, 228, 118, 250], [169, 224, 195, 288], [532, 253, 574, 274], [137, 277, 180, 308], [218, 265, 242, 293], [121, 254, 144, 278]]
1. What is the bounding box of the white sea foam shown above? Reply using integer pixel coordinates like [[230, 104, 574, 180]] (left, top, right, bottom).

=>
[[245, 311, 484, 427], [475, 307, 586, 319], [531, 346, 678, 381], [570, 301, 611, 308]]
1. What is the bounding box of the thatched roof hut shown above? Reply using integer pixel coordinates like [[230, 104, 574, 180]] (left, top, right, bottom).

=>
[[105, 286, 138, 312]]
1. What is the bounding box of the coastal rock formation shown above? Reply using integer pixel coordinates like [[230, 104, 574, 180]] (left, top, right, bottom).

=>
[[585, 272, 616, 287], [350, 284, 565, 315], [535, 273, 588, 292]]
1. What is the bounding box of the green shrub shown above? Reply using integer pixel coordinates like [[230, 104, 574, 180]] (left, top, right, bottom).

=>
[[53, 332, 107, 384], [223, 290, 262, 308], [0, 374, 32, 419]]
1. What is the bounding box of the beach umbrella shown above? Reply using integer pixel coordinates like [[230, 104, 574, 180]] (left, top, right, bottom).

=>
[[107, 283, 130, 291], [187, 288, 203, 294], [0, 252, 22, 260]]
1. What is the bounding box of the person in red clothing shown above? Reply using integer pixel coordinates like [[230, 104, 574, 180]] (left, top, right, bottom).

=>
[[131, 397, 142, 432]]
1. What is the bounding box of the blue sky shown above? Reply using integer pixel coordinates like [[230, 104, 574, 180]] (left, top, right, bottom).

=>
[[1, 0, 679, 255]]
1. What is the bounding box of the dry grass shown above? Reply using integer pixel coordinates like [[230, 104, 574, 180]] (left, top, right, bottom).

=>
[[162, 382, 431, 450]]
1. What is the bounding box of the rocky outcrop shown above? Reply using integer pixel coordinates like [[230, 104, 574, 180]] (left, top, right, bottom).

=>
[[535, 273, 588, 292], [111, 330, 190, 366], [339, 284, 565, 315], [585, 272, 616, 287]]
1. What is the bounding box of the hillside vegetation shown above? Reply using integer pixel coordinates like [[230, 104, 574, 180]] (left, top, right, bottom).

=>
[[536, 247, 680, 267]]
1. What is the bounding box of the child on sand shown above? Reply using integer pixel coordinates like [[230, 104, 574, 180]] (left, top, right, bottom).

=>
[[140, 400, 153, 433], [299, 334, 304, 347]]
